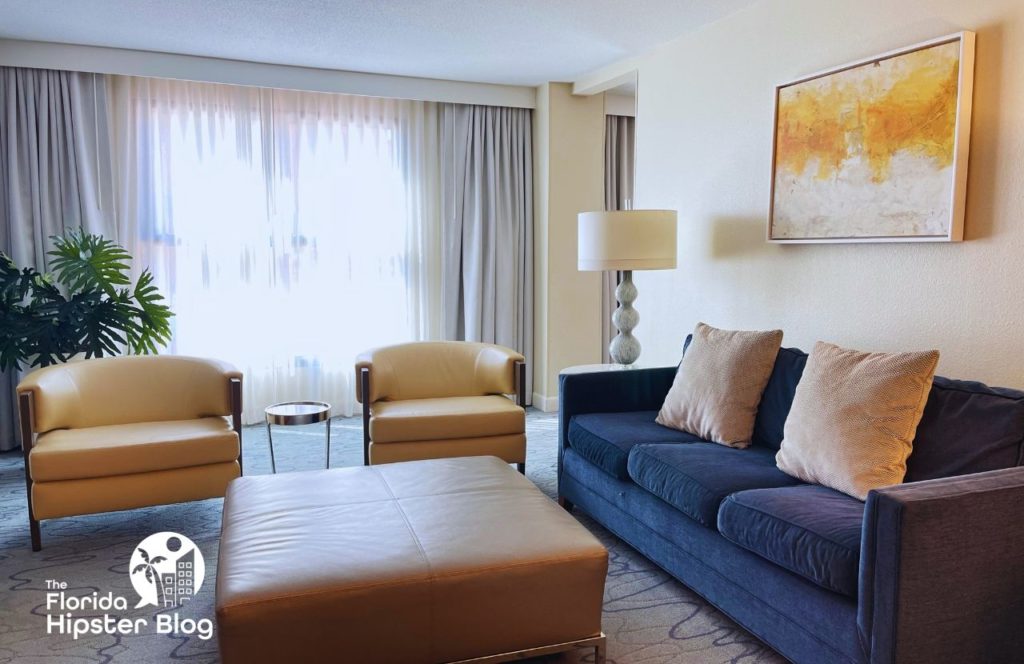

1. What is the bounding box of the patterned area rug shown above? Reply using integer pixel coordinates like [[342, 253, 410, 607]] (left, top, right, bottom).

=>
[[0, 410, 784, 664]]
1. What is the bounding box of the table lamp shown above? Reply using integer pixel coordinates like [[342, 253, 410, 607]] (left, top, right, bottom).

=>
[[577, 210, 678, 365]]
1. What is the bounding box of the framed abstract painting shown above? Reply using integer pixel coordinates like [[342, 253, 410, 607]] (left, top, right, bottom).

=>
[[768, 32, 975, 243]]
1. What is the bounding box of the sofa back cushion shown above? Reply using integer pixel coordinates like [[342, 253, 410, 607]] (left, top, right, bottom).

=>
[[750, 348, 1024, 480], [906, 376, 1024, 481], [752, 347, 809, 450], [702, 338, 1024, 479]]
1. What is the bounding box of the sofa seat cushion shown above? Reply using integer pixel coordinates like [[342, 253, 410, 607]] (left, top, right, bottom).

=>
[[718, 485, 864, 597], [568, 411, 704, 480], [627, 443, 803, 528], [370, 395, 524, 444], [29, 417, 239, 482]]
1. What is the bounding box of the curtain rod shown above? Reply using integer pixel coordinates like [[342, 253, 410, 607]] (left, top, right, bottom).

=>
[[0, 39, 537, 109]]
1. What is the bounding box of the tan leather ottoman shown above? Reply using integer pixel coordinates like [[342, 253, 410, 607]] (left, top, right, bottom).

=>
[[216, 456, 608, 663]]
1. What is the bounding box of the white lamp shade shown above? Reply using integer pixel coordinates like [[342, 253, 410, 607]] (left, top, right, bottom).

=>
[[577, 209, 678, 271]]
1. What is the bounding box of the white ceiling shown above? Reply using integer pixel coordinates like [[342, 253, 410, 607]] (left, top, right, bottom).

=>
[[0, 0, 753, 87]]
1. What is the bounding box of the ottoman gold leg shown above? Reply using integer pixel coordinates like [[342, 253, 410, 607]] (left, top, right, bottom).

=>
[[594, 634, 607, 664], [449, 633, 607, 663]]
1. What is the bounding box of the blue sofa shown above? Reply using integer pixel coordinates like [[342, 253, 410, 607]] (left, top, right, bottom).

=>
[[558, 344, 1024, 664]]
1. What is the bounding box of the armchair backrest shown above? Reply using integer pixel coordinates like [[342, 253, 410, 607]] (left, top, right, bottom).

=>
[[17, 355, 241, 433], [356, 342, 523, 403]]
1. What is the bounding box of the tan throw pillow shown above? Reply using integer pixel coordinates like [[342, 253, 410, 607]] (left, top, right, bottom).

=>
[[776, 341, 939, 500], [656, 322, 783, 448]]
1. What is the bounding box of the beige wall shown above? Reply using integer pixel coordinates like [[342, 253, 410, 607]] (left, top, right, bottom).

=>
[[532, 83, 605, 409], [590, 0, 1024, 387]]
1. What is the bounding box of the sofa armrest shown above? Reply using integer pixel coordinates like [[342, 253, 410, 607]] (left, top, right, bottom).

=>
[[558, 367, 676, 455], [858, 467, 1024, 664]]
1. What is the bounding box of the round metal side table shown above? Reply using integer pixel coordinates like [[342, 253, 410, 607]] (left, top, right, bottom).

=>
[[264, 401, 332, 474]]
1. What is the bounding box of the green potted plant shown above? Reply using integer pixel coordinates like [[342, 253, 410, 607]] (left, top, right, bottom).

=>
[[0, 229, 173, 372]]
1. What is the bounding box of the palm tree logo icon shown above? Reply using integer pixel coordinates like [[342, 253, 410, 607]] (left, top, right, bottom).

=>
[[132, 547, 168, 605], [129, 532, 206, 609]]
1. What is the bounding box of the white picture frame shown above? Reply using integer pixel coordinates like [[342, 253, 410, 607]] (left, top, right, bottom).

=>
[[767, 32, 975, 244]]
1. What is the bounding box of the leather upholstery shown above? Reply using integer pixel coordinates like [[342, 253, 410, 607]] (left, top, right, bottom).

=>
[[356, 341, 523, 402], [216, 456, 607, 664], [370, 434, 526, 465], [370, 395, 524, 442], [356, 342, 526, 466], [16, 355, 242, 542], [18, 355, 242, 433], [30, 418, 239, 482], [32, 461, 239, 520]]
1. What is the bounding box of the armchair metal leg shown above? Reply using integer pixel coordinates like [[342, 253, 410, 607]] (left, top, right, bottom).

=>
[[19, 392, 41, 551], [594, 634, 607, 664], [229, 377, 243, 475], [29, 518, 41, 552], [514, 362, 527, 477], [514, 361, 526, 408], [360, 368, 371, 466]]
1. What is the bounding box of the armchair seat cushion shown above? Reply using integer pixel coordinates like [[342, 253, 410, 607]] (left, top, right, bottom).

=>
[[370, 396, 524, 444], [718, 485, 865, 598], [627, 442, 803, 528], [29, 417, 240, 482], [568, 411, 704, 480]]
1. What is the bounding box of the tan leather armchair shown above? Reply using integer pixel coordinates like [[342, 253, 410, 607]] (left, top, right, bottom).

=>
[[355, 342, 527, 471], [17, 355, 243, 551]]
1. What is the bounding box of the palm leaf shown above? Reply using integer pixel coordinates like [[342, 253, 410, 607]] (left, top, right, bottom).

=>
[[138, 547, 150, 563], [0, 231, 174, 371], [124, 269, 173, 354], [150, 556, 167, 564], [19, 281, 74, 367], [67, 293, 128, 358], [132, 564, 148, 574], [48, 229, 131, 297], [0, 254, 40, 371], [145, 567, 153, 583], [0, 254, 34, 304]]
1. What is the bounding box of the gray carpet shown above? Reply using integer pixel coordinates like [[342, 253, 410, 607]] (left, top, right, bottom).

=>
[[0, 410, 784, 664]]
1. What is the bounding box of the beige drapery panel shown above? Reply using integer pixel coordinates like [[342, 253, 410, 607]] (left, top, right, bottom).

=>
[[440, 103, 534, 402], [0, 67, 115, 450]]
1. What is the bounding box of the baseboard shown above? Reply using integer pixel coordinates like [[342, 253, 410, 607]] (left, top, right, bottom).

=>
[[531, 392, 559, 412]]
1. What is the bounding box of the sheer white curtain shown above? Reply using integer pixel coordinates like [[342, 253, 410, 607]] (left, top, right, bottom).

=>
[[111, 77, 441, 422]]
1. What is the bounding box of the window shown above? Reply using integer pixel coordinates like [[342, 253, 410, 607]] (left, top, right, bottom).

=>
[[117, 78, 441, 420]]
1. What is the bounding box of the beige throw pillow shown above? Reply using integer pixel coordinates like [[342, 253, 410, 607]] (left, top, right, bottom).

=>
[[656, 322, 783, 448], [776, 341, 939, 500]]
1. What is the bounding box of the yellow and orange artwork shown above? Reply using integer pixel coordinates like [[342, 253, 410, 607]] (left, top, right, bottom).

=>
[[771, 39, 964, 240]]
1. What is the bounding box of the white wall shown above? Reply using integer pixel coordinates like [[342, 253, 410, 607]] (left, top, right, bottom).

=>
[[591, 0, 1024, 387]]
